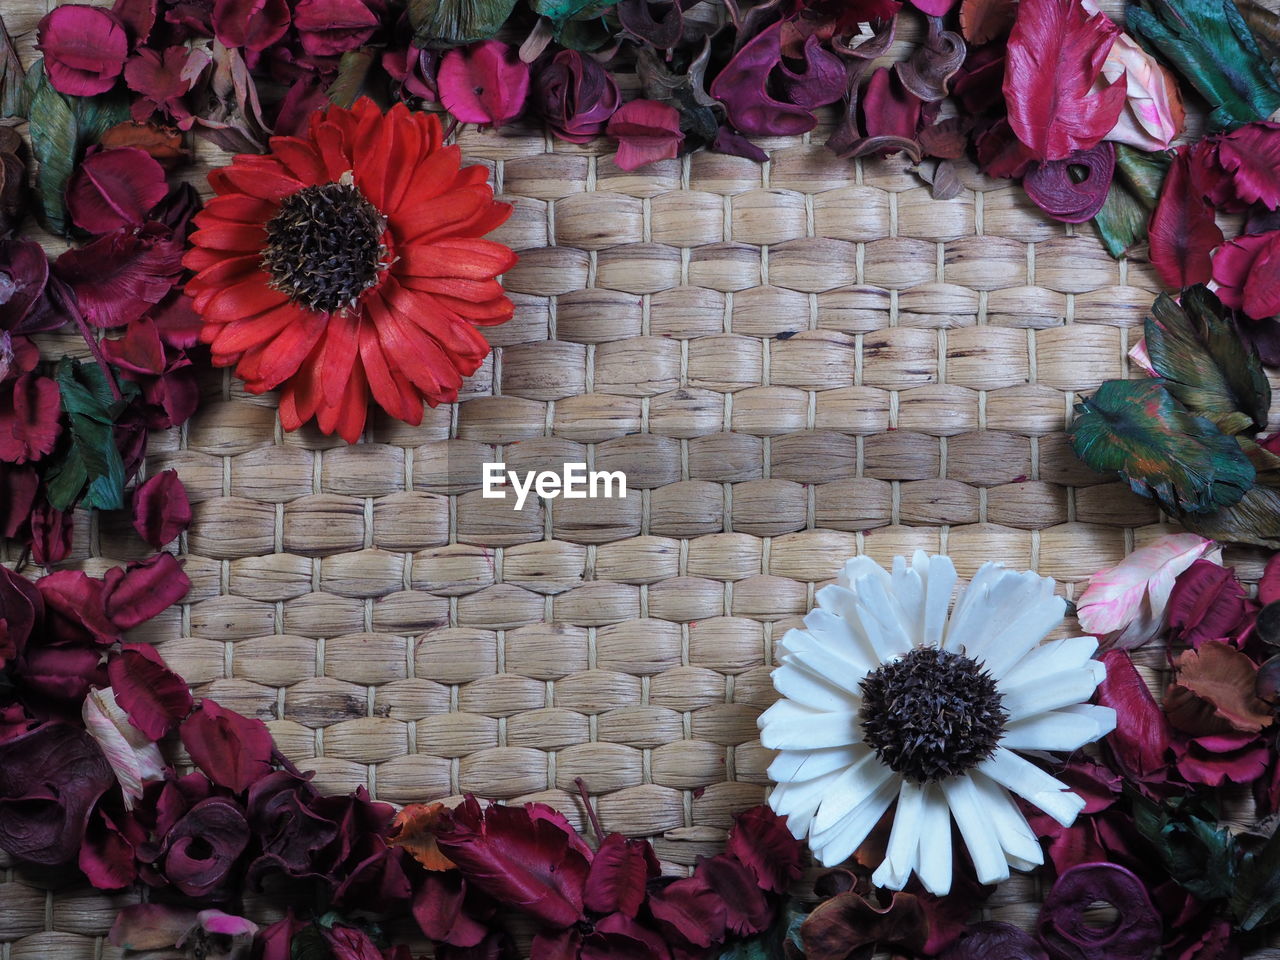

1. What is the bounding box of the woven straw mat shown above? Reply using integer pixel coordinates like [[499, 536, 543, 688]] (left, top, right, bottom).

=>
[[6, 0, 1280, 957]]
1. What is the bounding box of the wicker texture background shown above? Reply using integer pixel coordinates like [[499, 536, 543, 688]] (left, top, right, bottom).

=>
[[5, 0, 1280, 956]]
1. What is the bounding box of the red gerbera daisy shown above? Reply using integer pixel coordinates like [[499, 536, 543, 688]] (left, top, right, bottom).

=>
[[183, 98, 516, 442]]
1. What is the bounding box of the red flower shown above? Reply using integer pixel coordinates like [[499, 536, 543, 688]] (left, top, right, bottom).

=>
[[184, 98, 516, 442]]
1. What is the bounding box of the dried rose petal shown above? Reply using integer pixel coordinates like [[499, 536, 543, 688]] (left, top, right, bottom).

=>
[[535, 50, 621, 144], [211, 0, 291, 52], [36, 5, 129, 97], [606, 99, 685, 171], [103, 552, 191, 629], [942, 921, 1049, 959], [162, 796, 250, 897], [131, 469, 192, 547], [108, 642, 193, 740], [180, 699, 274, 793], [293, 0, 378, 58], [53, 224, 184, 329], [438, 41, 530, 129], [124, 46, 204, 122], [67, 146, 169, 235]]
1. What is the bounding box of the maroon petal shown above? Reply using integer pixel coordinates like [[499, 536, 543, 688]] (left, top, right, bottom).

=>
[[1037, 863, 1161, 960], [648, 873, 727, 948], [53, 225, 184, 329], [0, 565, 40, 670], [710, 23, 820, 137], [0, 238, 52, 334], [38, 570, 117, 646], [131, 469, 191, 548], [36, 5, 129, 97], [606, 99, 685, 171], [103, 552, 191, 629], [180, 700, 274, 794], [162, 796, 250, 897], [1095, 650, 1171, 781], [28, 502, 75, 567], [80, 805, 140, 890], [1166, 559, 1254, 648], [67, 147, 169, 234], [583, 833, 660, 917], [0, 373, 62, 465], [1022, 142, 1115, 223], [108, 642, 193, 740], [862, 67, 923, 144], [725, 805, 804, 893]]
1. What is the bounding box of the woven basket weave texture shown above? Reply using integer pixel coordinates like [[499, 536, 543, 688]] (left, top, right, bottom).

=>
[[6, 0, 1280, 956]]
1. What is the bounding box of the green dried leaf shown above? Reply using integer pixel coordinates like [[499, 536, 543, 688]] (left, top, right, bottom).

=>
[[718, 901, 807, 960], [1145, 285, 1270, 435], [327, 48, 378, 108], [1093, 145, 1171, 257], [408, 0, 518, 47], [44, 359, 139, 512], [530, 0, 619, 21], [0, 13, 25, 118], [1233, 825, 1280, 931], [1130, 788, 1238, 902], [1234, 0, 1280, 75], [25, 60, 130, 235], [1126, 0, 1280, 130], [1182, 484, 1280, 548], [290, 924, 334, 960], [1069, 378, 1255, 514]]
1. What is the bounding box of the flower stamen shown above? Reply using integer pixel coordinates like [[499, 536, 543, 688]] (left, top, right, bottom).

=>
[[262, 179, 387, 314], [858, 647, 1007, 783]]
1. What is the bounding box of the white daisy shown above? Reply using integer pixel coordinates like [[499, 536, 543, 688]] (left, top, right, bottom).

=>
[[758, 551, 1115, 896]]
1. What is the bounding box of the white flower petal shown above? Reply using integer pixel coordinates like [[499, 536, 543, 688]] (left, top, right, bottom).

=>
[[921, 552, 957, 648], [970, 772, 1044, 871], [758, 700, 862, 750], [1000, 704, 1117, 752], [768, 745, 869, 785], [811, 750, 895, 835], [787, 616, 878, 677], [813, 586, 885, 666], [772, 661, 856, 713], [779, 638, 870, 698], [872, 779, 925, 890], [811, 770, 898, 867], [1000, 660, 1107, 721], [974, 591, 1069, 678], [999, 635, 1099, 689], [978, 746, 1086, 827], [838, 555, 893, 591], [941, 561, 1009, 654], [940, 774, 1010, 885], [914, 782, 953, 896], [769, 769, 843, 837], [848, 573, 914, 660]]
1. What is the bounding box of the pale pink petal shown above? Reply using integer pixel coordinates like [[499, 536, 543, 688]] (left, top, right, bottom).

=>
[[82, 687, 166, 808]]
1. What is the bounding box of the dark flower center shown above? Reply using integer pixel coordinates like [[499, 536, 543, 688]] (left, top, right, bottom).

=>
[[858, 647, 1007, 783], [262, 178, 387, 314]]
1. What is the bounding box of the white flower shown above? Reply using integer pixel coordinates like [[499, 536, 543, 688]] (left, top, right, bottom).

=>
[[758, 551, 1115, 896]]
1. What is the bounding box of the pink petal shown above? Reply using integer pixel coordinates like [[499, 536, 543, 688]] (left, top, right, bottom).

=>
[[438, 41, 530, 128]]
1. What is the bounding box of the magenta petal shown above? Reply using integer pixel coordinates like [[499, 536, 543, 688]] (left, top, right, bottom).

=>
[[67, 147, 169, 234], [1243, 231, 1280, 320], [211, 0, 291, 52], [292, 0, 378, 58], [1210, 231, 1273, 311], [36, 5, 129, 97], [776, 34, 847, 109], [862, 67, 924, 142], [438, 41, 530, 129], [710, 22, 819, 137], [911, 0, 959, 12], [534, 50, 621, 143], [606, 99, 685, 171], [1095, 650, 1171, 780]]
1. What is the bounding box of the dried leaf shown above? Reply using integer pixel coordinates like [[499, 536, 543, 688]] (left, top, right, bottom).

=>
[[390, 802, 456, 871], [895, 16, 966, 102], [409, 0, 518, 48], [44, 358, 140, 512], [0, 13, 25, 118], [1126, 0, 1280, 130], [327, 47, 377, 109], [959, 0, 1018, 45], [1167, 640, 1273, 733], [1182, 485, 1280, 548], [1149, 149, 1224, 290], [1003, 0, 1126, 161], [1092, 144, 1169, 257], [1069, 378, 1255, 514], [1145, 285, 1271, 436]]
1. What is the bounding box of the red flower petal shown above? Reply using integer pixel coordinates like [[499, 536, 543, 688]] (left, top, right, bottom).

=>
[[131, 469, 192, 548], [103, 552, 190, 629], [107, 642, 193, 739]]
